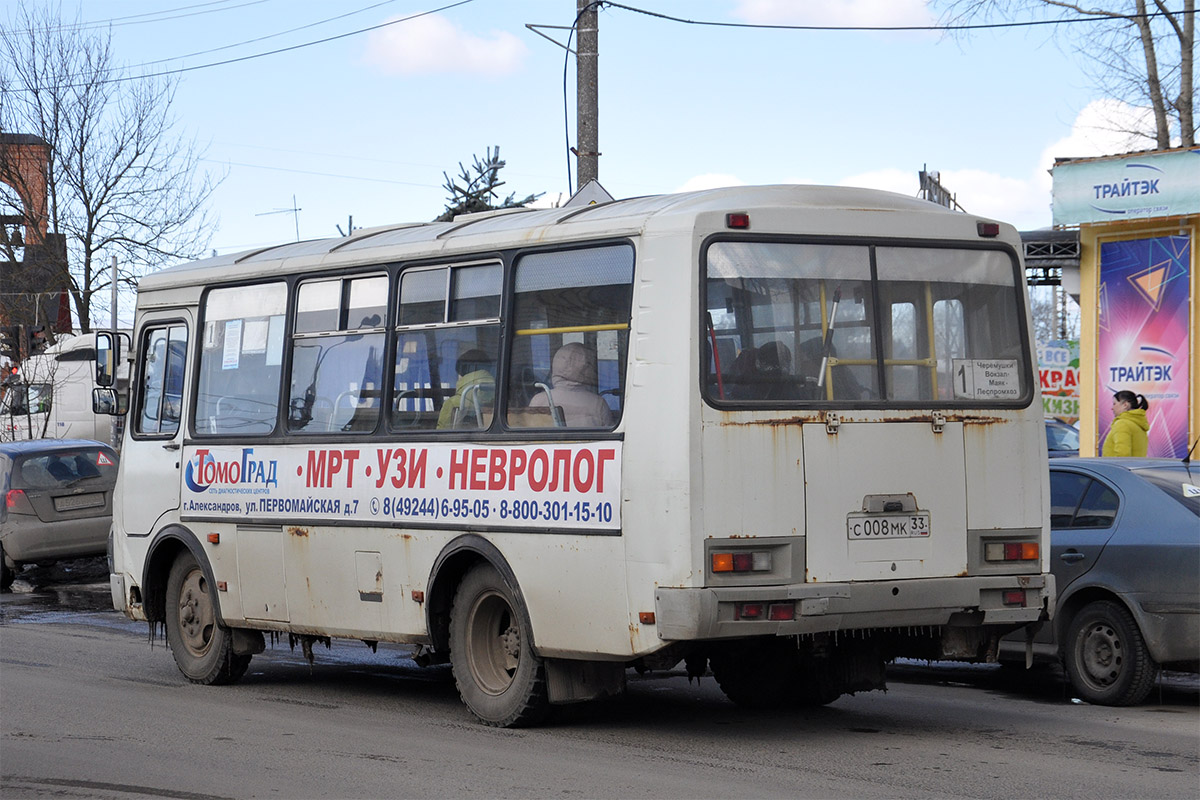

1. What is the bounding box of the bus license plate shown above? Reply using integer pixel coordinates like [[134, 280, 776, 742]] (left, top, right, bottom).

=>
[[847, 512, 931, 539]]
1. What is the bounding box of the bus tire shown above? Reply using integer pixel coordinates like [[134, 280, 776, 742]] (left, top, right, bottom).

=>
[[165, 551, 250, 686], [449, 563, 548, 727], [1063, 600, 1156, 706], [711, 640, 842, 709]]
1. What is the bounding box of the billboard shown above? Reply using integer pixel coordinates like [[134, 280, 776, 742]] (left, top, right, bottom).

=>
[[1097, 235, 1191, 457], [1052, 149, 1200, 226], [1038, 340, 1080, 423]]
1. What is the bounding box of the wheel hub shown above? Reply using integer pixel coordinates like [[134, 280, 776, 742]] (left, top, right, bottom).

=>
[[1081, 623, 1122, 686], [501, 625, 521, 660], [176, 570, 214, 657]]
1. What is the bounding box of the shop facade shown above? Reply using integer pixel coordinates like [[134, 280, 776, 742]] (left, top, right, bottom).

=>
[[1052, 147, 1199, 457]]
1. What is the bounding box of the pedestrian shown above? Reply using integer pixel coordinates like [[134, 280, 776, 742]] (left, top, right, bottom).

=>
[[1101, 390, 1150, 457]]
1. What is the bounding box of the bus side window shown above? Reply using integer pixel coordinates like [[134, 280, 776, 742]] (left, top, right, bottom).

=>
[[136, 324, 187, 437], [289, 275, 388, 434], [392, 262, 501, 432], [196, 283, 286, 436], [505, 245, 633, 429]]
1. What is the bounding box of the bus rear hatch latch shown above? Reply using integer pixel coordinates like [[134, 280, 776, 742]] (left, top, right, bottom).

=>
[[931, 411, 946, 434], [824, 411, 840, 435]]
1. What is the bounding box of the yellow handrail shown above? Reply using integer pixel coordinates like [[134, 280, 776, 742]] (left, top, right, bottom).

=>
[[514, 323, 629, 336]]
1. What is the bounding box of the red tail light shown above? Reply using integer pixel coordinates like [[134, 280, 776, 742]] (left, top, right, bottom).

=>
[[985, 541, 1039, 562], [6, 489, 35, 515]]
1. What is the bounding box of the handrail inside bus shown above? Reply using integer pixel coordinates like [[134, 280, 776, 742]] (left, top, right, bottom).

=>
[[513, 323, 629, 337]]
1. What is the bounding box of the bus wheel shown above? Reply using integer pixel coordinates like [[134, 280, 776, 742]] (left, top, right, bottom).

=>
[[449, 564, 548, 727], [1063, 600, 1156, 706], [165, 552, 250, 686], [710, 640, 843, 709]]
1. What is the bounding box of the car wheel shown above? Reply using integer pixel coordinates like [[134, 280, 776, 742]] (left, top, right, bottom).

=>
[[0, 541, 13, 590], [449, 563, 548, 727], [1063, 600, 1157, 706], [164, 551, 250, 685]]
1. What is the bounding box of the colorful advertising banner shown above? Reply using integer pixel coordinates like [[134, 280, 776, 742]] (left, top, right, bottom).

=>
[[1038, 340, 1080, 423], [180, 441, 623, 532], [1052, 149, 1200, 226], [1097, 236, 1192, 457]]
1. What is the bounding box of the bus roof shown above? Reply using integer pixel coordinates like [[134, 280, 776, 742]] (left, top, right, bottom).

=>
[[138, 184, 997, 292]]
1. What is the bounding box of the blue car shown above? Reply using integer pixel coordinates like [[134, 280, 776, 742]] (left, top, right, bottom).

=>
[[1002, 457, 1200, 704]]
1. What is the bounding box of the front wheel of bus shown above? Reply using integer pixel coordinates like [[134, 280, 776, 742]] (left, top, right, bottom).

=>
[[449, 563, 548, 727], [165, 552, 250, 686]]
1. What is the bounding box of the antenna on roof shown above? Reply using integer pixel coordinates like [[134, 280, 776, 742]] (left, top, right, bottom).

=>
[[256, 194, 302, 241]]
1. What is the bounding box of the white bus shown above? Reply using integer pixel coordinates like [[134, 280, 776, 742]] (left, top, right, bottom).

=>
[[96, 185, 1053, 726]]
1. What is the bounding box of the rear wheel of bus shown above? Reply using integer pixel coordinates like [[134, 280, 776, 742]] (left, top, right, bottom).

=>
[[449, 563, 548, 727], [710, 638, 845, 708], [165, 551, 250, 685]]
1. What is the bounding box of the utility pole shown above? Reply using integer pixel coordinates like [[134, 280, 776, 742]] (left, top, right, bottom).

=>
[[576, 0, 599, 187]]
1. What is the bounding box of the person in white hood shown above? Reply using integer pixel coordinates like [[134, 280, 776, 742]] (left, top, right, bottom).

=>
[[528, 342, 614, 427]]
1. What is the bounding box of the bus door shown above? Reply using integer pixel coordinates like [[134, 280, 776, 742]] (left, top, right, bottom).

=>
[[802, 421, 967, 583], [123, 312, 191, 536]]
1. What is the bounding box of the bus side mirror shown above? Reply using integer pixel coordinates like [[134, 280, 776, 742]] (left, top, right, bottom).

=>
[[92, 387, 127, 416], [96, 331, 120, 387]]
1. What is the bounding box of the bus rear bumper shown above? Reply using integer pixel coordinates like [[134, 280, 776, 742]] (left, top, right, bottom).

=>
[[654, 574, 1054, 641]]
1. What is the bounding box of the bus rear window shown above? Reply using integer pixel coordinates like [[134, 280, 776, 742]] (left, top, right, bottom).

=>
[[704, 241, 1030, 407]]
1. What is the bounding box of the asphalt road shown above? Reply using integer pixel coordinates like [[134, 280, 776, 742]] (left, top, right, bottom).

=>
[[1, 562, 1197, 799]]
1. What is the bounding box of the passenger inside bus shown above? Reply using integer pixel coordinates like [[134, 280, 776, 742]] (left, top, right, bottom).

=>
[[527, 342, 613, 427], [726, 341, 804, 401], [436, 349, 495, 429]]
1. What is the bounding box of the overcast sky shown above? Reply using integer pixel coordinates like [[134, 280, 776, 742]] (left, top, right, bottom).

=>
[[23, 0, 1159, 257]]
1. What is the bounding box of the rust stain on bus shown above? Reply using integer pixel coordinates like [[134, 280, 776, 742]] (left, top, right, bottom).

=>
[[287, 526, 309, 538], [714, 413, 1011, 427]]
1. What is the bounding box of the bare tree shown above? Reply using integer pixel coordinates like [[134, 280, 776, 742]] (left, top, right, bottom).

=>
[[938, 1, 1195, 148], [1029, 285, 1081, 343], [436, 146, 543, 222], [0, 2, 221, 333]]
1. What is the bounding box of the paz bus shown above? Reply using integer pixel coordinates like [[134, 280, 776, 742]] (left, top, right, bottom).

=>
[[94, 185, 1053, 726]]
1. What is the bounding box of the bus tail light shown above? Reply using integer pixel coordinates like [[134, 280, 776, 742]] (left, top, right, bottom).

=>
[[734, 602, 795, 621], [977, 221, 1000, 237], [984, 541, 1039, 562], [5, 489, 34, 515], [735, 603, 764, 619], [726, 212, 750, 229], [768, 603, 795, 621], [1002, 590, 1026, 606], [711, 551, 772, 573]]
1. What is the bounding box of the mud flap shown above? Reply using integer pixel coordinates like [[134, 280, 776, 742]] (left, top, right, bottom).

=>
[[545, 659, 626, 705], [231, 628, 265, 656]]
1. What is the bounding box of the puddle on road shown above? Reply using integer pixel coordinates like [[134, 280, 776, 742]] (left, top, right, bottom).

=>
[[0, 556, 122, 625]]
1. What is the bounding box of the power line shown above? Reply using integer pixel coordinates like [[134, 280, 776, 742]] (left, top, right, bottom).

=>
[[200, 158, 441, 188], [134, 0, 408, 69], [22, 1, 270, 34], [601, 2, 1184, 32], [13, 0, 482, 90]]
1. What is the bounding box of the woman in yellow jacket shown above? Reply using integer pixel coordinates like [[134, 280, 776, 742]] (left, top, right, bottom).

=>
[[1101, 390, 1150, 457]]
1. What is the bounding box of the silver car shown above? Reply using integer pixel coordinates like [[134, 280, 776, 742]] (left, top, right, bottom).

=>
[[0, 439, 118, 590], [1002, 457, 1200, 705]]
